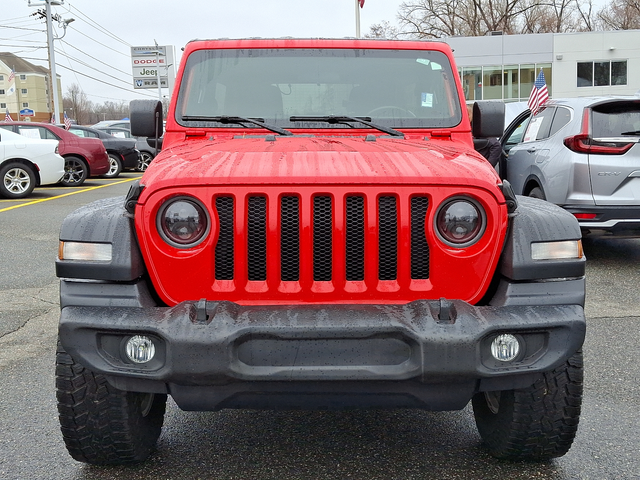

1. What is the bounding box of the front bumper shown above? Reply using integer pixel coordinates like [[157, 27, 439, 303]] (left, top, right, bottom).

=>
[[59, 297, 585, 411]]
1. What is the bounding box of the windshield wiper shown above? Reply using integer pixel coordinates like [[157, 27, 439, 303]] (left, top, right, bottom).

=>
[[289, 115, 404, 137], [181, 115, 293, 136], [620, 130, 640, 136]]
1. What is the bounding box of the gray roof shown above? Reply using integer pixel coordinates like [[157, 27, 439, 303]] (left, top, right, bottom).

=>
[[0, 52, 50, 75]]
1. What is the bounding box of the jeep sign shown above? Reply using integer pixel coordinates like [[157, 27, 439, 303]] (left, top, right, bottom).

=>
[[131, 45, 176, 91]]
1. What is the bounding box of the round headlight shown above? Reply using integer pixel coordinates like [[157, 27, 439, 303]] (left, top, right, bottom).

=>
[[158, 197, 209, 248], [435, 197, 485, 247]]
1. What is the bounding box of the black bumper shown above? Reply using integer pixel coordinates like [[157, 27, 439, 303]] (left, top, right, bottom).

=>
[[564, 204, 640, 236], [58, 298, 586, 411]]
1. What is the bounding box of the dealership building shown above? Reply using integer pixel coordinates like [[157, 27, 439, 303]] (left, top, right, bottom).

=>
[[444, 29, 640, 102]]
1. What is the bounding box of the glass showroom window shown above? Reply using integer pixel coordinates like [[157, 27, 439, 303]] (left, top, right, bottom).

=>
[[503, 65, 519, 101], [461, 67, 482, 101], [483, 66, 503, 100], [577, 60, 627, 87]]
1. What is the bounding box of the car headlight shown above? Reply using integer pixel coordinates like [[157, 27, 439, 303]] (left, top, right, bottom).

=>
[[434, 196, 486, 248], [157, 196, 210, 248]]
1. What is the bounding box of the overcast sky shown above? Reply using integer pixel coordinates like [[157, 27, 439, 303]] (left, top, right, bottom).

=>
[[3, 0, 404, 106]]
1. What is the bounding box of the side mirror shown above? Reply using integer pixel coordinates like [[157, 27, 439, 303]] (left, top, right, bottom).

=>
[[130, 100, 163, 138], [472, 101, 505, 138]]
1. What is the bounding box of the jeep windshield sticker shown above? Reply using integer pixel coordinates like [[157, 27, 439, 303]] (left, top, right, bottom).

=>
[[421, 93, 434, 108]]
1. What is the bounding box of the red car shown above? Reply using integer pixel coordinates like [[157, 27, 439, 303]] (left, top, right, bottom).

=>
[[56, 39, 586, 465], [0, 122, 109, 186]]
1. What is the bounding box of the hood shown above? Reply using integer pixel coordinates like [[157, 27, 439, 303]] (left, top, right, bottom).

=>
[[139, 136, 499, 199]]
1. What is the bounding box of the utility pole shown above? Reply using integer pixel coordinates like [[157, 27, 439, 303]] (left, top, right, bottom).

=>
[[30, 0, 72, 124], [45, 0, 61, 124]]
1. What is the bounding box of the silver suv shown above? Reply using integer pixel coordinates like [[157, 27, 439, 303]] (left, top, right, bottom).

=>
[[501, 97, 640, 236]]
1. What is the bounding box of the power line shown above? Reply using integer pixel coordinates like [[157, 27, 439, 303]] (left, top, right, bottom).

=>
[[59, 39, 133, 77], [53, 63, 156, 99], [66, 25, 130, 57], [55, 48, 132, 86], [64, 2, 132, 48]]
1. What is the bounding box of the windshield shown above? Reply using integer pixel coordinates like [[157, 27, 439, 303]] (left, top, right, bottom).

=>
[[176, 48, 462, 130]]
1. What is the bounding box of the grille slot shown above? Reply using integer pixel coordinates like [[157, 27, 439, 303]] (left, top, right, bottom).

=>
[[345, 196, 365, 281], [313, 196, 333, 281], [247, 196, 267, 281], [280, 196, 300, 281], [378, 196, 398, 280], [215, 196, 234, 280], [213, 191, 430, 290], [411, 196, 430, 279]]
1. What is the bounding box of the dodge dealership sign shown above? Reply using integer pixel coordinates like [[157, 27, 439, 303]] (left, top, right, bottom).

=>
[[131, 45, 176, 91]]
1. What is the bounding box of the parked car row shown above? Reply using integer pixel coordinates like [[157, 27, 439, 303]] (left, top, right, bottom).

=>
[[0, 122, 110, 190], [0, 120, 146, 199], [92, 119, 162, 171], [0, 128, 64, 199], [498, 96, 640, 237]]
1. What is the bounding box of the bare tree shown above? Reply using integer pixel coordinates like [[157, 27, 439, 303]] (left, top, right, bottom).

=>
[[597, 0, 640, 29], [63, 84, 92, 125], [366, 20, 402, 39], [394, 0, 602, 38]]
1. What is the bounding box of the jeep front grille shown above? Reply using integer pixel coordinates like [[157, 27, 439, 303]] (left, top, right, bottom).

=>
[[213, 191, 430, 285]]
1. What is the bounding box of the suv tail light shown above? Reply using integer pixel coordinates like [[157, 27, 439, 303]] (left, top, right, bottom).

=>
[[564, 107, 634, 155]]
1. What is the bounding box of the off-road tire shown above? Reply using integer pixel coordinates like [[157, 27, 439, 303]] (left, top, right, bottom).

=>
[[472, 350, 583, 460], [55, 341, 167, 465]]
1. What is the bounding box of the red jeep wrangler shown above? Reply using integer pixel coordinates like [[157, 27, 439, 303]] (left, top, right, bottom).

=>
[[55, 39, 586, 465]]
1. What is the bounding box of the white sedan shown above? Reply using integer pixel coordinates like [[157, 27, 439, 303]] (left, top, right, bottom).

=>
[[0, 128, 65, 199]]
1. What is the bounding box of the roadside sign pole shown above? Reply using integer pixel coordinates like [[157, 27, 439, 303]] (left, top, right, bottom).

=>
[[154, 40, 162, 101]]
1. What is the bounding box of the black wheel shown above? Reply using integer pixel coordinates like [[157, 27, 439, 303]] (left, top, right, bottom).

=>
[[472, 350, 583, 460], [528, 187, 546, 200], [1, 162, 36, 199], [104, 153, 123, 178], [138, 151, 154, 171], [56, 341, 167, 465], [60, 156, 88, 186]]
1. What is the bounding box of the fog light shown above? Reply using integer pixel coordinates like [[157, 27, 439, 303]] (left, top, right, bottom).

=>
[[491, 334, 520, 362], [125, 335, 155, 364]]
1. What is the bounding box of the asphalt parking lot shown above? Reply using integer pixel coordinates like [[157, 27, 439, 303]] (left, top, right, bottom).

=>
[[0, 173, 639, 479]]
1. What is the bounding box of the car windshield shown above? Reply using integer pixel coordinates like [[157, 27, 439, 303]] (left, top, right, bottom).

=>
[[176, 48, 462, 130]]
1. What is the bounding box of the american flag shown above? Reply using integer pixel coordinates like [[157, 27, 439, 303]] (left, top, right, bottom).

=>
[[64, 111, 71, 129], [528, 69, 549, 115], [4, 108, 12, 122], [51, 112, 56, 124], [8, 69, 15, 83]]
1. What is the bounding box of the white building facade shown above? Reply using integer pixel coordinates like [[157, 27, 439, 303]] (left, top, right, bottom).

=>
[[444, 30, 640, 102]]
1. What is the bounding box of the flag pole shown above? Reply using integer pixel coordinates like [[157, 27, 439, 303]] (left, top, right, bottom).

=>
[[355, 0, 361, 38]]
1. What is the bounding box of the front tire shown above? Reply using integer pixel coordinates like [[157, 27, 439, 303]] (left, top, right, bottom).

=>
[[472, 351, 583, 460], [1, 162, 36, 199], [104, 153, 123, 178], [56, 342, 167, 465], [528, 187, 546, 200]]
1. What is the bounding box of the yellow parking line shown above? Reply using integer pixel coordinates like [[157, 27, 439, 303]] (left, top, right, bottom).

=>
[[0, 177, 139, 213]]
